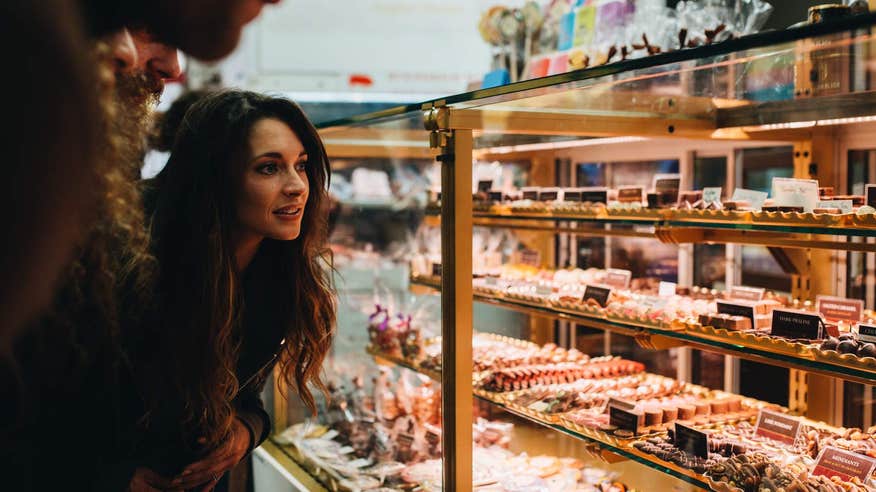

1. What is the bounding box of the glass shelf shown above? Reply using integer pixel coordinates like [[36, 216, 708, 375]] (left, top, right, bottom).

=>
[[420, 210, 876, 251], [410, 276, 876, 385], [437, 210, 876, 238]]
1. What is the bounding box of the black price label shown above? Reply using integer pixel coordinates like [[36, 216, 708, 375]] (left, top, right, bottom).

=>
[[431, 263, 442, 277], [866, 184, 876, 208], [487, 191, 503, 202], [716, 300, 756, 330], [674, 423, 709, 459], [858, 324, 876, 343], [564, 191, 583, 202], [609, 405, 642, 434], [538, 190, 559, 201], [583, 285, 612, 307], [655, 177, 681, 204], [771, 309, 823, 340], [522, 190, 539, 200], [608, 397, 636, 411], [580, 190, 608, 204], [477, 180, 493, 192]]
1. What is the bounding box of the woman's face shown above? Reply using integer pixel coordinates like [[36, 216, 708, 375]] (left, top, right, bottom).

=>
[[236, 117, 309, 242]]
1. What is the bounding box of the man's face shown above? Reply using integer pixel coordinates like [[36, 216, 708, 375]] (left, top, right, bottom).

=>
[[129, 29, 181, 102], [81, 0, 281, 61], [154, 0, 282, 61]]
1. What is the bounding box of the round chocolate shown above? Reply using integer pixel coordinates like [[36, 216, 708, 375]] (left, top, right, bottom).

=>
[[859, 343, 876, 358], [820, 337, 839, 351], [838, 340, 859, 354]]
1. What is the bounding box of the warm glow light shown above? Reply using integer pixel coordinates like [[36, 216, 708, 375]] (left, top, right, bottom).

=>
[[475, 136, 649, 157], [743, 115, 876, 132], [322, 138, 429, 148]]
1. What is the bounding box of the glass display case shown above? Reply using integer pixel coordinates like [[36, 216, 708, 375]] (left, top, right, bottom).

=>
[[261, 13, 876, 492]]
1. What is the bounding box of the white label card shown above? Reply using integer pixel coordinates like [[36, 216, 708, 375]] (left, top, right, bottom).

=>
[[731, 188, 768, 211], [659, 281, 677, 297], [772, 177, 819, 213], [702, 187, 722, 205], [816, 200, 853, 214]]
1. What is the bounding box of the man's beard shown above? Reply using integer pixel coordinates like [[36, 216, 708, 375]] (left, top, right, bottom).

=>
[[113, 71, 161, 175]]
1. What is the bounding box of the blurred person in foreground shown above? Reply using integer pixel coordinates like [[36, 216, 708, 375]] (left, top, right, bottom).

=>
[[0, 29, 182, 491], [1, 0, 282, 348], [80, 0, 282, 61], [0, 1, 104, 347]]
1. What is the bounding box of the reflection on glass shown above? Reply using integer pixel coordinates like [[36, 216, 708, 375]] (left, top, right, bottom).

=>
[[690, 349, 724, 391], [693, 244, 726, 289], [611, 238, 677, 282], [846, 149, 874, 303], [611, 332, 677, 379], [739, 146, 794, 293]]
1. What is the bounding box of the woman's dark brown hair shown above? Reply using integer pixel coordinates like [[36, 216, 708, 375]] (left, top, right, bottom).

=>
[[146, 90, 336, 449]]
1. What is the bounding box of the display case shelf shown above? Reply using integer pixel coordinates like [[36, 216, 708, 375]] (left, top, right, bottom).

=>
[[366, 344, 714, 490], [410, 275, 876, 385], [425, 210, 876, 249]]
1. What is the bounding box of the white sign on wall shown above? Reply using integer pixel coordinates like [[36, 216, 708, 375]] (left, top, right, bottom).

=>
[[244, 0, 504, 98]]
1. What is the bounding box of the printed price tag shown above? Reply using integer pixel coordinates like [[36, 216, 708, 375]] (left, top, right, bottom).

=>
[[674, 423, 709, 459], [857, 324, 876, 344], [617, 186, 644, 203], [772, 177, 819, 213], [729, 286, 766, 302], [658, 281, 677, 297], [654, 174, 681, 204], [487, 191, 504, 202], [866, 184, 876, 208], [771, 309, 824, 340], [538, 189, 560, 202], [702, 187, 722, 205], [603, 269, 632, 289], [812, 446, 876, 482], [731, 188, 768, 211], [754, 409, 801, 445], [609, 402, 642, 435], [564, 190, 583, 202], [580, 188, 608, 204], [477, 179, 493, 192], [582, 285, 612, 307], [716, 300, 756, 331], [519, 249, 541, 267], [608, 397, 636, 411], [521, 188, 539, 201], [535, 285, 553, 296], [816, 295, 863, 323], [816, 200, 853, 214]]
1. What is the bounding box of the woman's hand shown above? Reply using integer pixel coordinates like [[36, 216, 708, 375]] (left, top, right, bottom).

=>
[[128, 467, 178, 492], [169, 418, 252, 491]]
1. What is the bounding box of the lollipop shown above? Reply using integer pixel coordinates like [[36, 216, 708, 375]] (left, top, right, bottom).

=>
[[478, 6, 508, 72], [520, 1, 544, 78]]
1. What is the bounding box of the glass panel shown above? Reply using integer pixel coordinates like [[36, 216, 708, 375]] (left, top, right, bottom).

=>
[[319, 19, 876, 142], [690, 349, 725, 391], [275, 111, 448, 490], [306, 18, 876, 491]]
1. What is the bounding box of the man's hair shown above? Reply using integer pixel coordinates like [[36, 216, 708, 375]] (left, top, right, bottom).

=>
[[149, 90, 212, 153]]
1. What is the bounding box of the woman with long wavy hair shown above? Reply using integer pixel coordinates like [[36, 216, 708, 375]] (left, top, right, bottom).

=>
[[131, 90, 336, 491]]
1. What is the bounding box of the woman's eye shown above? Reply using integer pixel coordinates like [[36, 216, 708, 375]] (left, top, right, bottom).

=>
[[295, 160, 308, 172], [257, 162, 279, 175]]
